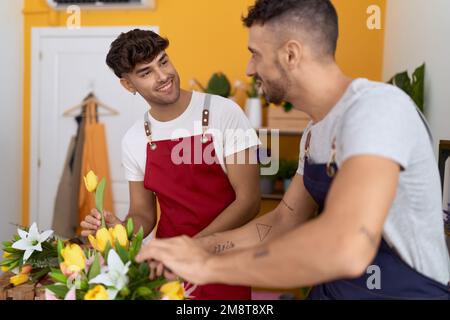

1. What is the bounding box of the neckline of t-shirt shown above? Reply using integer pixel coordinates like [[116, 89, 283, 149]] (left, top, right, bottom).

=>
[[309, 78, 367, 129], [146, 91, 202, 128]]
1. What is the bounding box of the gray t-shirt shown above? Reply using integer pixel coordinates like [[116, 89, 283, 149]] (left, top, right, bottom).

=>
[[297, 78, 450, 285]]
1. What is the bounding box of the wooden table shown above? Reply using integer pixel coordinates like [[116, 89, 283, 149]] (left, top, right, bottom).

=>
[[0, 272, 45, 300]]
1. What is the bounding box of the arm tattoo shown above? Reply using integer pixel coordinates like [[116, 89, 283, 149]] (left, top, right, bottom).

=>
[[256, 223, 272, 242], [253, 247, 269, 259], [359, 226, 378, 248], [282, 199, 294, 212], [214, 241, 235, 254]]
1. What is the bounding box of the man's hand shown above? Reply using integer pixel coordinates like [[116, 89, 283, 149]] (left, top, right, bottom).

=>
[[80, 209, 122, 236], [136, 236, 213, 285]]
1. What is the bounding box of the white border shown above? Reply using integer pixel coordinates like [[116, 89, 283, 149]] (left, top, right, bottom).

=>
[[29, 26, 158, 224]]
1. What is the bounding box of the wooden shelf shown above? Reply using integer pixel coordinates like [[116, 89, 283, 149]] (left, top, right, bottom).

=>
[[257, 128, 303, 136]]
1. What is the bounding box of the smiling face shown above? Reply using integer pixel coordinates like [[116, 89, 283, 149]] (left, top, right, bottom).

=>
[[246, 25, 291, 105], [121, 52, 181, 107]]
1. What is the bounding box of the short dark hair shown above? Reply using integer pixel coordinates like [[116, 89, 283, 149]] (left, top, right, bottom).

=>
[[243, 0, 339, 58], [106, 29, 169, 78]]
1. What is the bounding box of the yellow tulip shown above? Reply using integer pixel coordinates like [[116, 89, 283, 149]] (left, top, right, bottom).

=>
[[3, 251, 11, 258], [10, 274, 29, 286], [109, 224, 129, 249], [160, 281, 185, 300], [84, 285, 109, 300], [88, 227, 113, 252], [61, 244, 86, 274], [83, 170, 98, 193], [1, 266, 9, 272]]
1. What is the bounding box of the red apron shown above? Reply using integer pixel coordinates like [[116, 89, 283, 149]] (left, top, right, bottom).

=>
[[143, 94, 251, 300]]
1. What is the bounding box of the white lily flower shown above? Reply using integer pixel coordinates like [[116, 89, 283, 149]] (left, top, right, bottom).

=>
[[89, 250, 130, 299], [11, 222, 54, 261]]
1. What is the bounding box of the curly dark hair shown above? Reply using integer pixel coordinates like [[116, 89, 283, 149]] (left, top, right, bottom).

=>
[[243, 0, 338, 58], [106, 29, 169, 78]]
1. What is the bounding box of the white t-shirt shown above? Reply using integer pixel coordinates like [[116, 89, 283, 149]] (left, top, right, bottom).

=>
[[122, 91, 260, 181], [297, 78, 450, 285]]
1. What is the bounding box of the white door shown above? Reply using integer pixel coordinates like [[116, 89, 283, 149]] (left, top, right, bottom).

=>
[[31, 27, 157, 230]]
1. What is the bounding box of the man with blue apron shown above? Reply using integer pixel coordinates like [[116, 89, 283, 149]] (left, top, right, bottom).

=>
[[135, 0, 450, 299], [303, 129, 450, 299]]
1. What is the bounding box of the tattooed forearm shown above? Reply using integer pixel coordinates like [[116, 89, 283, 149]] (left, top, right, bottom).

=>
[[359, 226, 378, 248], [253, 247, 269, 259], [282, 199, 294, 212], [256, 223, 272, 242], [214, 241, 235, 254]]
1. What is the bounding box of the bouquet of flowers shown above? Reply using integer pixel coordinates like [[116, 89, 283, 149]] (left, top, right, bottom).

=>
[[45, 218, 175, 300], [1, 222, 58, 286], [44, 170, 191, 300]]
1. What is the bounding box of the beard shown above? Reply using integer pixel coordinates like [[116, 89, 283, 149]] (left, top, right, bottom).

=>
[[256, 60, 290, 105]]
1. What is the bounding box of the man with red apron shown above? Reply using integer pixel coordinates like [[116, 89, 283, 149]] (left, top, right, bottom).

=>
[[80, 29, 261, 299], [143, 94, 253, 299]]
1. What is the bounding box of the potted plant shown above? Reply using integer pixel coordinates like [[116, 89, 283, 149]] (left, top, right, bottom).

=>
[[190, 72, 240, 98], [387, 63, 425, 113], [244, 76, 263, 128], [277, 159, 298, 191]]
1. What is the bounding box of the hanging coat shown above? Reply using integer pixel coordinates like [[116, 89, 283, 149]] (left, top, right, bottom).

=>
[[77, 101, 114, 234]]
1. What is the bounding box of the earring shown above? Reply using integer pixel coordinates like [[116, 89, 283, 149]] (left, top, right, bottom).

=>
[[133, 92, 137, 96]]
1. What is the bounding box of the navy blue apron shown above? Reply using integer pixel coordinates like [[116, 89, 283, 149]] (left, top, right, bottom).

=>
[[302, 130, 450, 300]]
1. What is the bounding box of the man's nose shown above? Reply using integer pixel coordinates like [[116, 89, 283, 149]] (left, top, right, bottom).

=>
[[155, 67, 169, 82]]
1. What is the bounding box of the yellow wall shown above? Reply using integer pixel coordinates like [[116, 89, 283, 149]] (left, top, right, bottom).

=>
[[22, 0, 385, 224]]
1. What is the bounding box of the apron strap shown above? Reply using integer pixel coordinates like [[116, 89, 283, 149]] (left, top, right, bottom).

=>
[[143, 93, 213, 147], [201, 94, 211, 143], [143, 111, 156, 150]]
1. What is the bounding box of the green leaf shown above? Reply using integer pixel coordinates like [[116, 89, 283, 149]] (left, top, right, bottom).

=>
[[115, 241, 129, 264], [87, 253, 101, 281], [80, 280, 89, 291], [138, 261, 149, 275], [126, 218, 134, 240], [132, 286, 154, 300], [57, 240, 64, 264], [49, 270, 67, 284], [394, 71, 412, 92], [103, 242, 112, 262], [95, 177, 107, 227], [45, 284, 69, 299], [2, 247, 20, 254], [411, 63, 425, 112], [130, 227, 144, 261], [2, 241, 12, 247]]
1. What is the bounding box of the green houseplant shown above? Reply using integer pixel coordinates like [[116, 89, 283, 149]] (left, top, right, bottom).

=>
[[387, 63, 425, 113], [191, 72, 237, 98]]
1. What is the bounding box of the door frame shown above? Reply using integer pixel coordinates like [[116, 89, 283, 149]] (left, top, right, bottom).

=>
[[30, 26, 158, 225]]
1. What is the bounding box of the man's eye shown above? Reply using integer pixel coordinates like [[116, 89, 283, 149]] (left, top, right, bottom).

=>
[[161, 60, 168, 66]]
